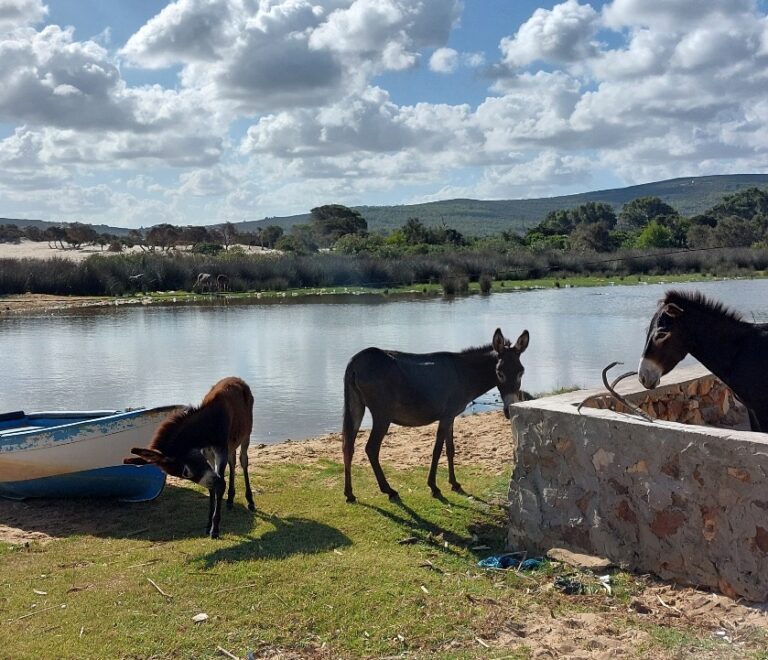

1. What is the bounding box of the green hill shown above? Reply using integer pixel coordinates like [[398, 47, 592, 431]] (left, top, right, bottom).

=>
[[241, 174, 768, 237], [3, 174, 768, 237]]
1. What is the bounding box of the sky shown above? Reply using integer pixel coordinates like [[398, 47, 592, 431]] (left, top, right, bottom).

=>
[[1, 0, 768, 229]]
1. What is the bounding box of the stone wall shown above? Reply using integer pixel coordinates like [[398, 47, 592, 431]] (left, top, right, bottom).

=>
[[581, 370, 747, 428], [507, 366, 768, 601]]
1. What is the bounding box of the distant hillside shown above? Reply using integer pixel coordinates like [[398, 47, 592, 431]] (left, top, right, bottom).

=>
[[0, 217, 131, 236], [240, 174, 768, 237], [3, 174, 768, 238]]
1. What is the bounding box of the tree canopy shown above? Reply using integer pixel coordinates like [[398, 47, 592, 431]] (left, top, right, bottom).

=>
[[310, 204, 367, 245]]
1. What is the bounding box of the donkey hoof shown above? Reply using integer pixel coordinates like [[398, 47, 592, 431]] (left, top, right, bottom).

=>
[[430, 488, 442, 498], [209, 530, 220, 539], [387, 490, 400, 501], [346, 494, 357, 504], [247, 502, 256, 512], [451, 483, 465, 494]]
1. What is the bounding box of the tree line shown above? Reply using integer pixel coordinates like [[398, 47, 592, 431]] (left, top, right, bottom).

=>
[[3, 188, 768, 257]]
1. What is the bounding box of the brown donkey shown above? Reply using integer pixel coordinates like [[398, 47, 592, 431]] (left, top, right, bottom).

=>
[[342, 328, 529, 503], [124, 377, 255, 538]]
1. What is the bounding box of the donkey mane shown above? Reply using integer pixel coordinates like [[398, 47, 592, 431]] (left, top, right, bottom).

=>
[[663, 289, 744, 323], [460, 343, 494, 355]]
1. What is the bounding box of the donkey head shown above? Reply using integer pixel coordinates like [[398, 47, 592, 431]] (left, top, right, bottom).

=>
[[124, 447, 222, 490], [639, 301, 686, 389], [492, 327, 530, 419]]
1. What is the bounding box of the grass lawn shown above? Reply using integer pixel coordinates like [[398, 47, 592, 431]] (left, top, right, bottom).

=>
[[1, 461, 765, 658]]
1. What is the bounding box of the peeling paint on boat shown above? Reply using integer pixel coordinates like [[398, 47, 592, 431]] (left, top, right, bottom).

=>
[[0, 406, 180, 500]]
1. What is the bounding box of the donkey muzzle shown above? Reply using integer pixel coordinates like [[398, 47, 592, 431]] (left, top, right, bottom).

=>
[[638, 358, 662, 389], [502, 392, 520, 419]]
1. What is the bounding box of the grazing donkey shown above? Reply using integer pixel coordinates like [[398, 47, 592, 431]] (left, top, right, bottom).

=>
[[342, 328, 529, 503], [124, 377, 255, 538], [194, 272, 214, 292], [216, 274, 230, 292], [640, 289, 768, 431]]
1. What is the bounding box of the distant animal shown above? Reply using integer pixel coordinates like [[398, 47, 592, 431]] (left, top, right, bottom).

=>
[[216, 274, 230, 292], [342, 328, 529, 503], [639, 290, 768, 431], [124, 377, 255, 538], [194, 272, 214, 292], [128, 273, 145, 291]]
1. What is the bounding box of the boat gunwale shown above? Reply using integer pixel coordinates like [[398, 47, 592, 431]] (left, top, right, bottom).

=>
[[0, 405, 181, 444]]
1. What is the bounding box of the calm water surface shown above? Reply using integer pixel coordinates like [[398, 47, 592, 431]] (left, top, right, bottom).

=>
[[3, 279, 768, 443]]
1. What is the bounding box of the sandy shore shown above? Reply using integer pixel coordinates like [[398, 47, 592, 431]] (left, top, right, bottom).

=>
[[250, 411, 512, 472]]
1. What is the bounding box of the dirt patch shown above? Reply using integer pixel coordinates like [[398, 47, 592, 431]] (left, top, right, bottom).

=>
[[0, 238, 134, 263], [482, 580, 768, 658]]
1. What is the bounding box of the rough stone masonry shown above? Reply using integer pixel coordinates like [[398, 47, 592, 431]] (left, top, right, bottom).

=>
[[507, 366, 768, 601]]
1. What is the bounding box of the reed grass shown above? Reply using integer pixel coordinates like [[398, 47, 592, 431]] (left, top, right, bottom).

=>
[[2, 247, 768, 297]]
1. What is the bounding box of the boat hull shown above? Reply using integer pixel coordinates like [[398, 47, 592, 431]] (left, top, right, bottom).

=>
[[0, 406, 179, 502]]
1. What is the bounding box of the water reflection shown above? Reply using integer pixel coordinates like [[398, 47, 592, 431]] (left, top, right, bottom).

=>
[[3, 279, 768, 443]]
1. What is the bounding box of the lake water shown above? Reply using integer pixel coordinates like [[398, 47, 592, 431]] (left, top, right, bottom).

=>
[[3, 279, 768, 443]]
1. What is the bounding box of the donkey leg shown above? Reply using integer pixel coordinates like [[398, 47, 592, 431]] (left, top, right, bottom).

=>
[[342, 393, 365, 503], [240, 446, 256, 511], [365, 420, 397, 499], [207, 489, 215, 532], [208, 480, 226, 539], [444, 421, 464, 493], [209, 451, 227, 539], [427, 421, 448, 497], [226, 451, 236, 510]]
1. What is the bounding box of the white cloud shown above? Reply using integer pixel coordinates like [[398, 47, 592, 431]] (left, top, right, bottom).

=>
[[120, 0, 234, 68], [178, 167, 236, 197], [125, 0, 461, 112], [430, 47, 458, 73], [500, 0, 599, 69], [602, 0, 756, 31], [3, 0, 768, 227], [0, 0, 47, 32]]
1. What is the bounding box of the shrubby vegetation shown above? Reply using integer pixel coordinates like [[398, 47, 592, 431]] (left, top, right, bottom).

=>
[[2, 190, 768, 297]]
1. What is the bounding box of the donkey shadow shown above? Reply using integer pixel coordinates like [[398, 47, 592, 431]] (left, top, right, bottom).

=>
[[198, 510, 351, 568], [358, 498, 494, 558], [0, 483, 256, 542]]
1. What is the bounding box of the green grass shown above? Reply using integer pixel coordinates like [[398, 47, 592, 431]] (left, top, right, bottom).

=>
[[0, 462, 757, 658]]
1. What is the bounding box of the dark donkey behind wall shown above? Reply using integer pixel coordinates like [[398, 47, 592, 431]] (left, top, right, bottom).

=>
[[342, 328, 529, 503], [124, 377, 255, 538], [639, 289, 768, 431]]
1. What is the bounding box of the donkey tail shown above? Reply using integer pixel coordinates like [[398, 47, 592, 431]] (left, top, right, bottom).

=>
[[342, 363, 364, 446], [342, 361, 365, 502]]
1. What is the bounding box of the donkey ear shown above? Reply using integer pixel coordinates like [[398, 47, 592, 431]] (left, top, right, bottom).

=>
[[125, 447, 165, 465], [492, 328, 506, 353], [664, 302, 684, 318], [514, 329, 530, 353]]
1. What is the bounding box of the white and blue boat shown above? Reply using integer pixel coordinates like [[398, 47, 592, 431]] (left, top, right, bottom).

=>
[[0, 406, 179, 501]]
